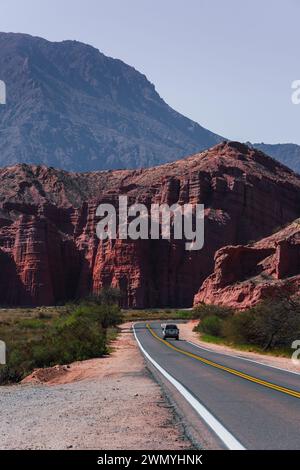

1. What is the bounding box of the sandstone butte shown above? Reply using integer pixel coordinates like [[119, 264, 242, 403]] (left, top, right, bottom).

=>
[[1, 141, 300, 308], [194, 219, 300, 309]]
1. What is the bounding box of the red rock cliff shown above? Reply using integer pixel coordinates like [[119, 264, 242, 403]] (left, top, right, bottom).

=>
[[1, 141, 300, 307], [194, 219, 300, 309]]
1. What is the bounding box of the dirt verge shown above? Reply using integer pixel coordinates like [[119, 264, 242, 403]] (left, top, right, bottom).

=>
[[0, 323, 192, 450]]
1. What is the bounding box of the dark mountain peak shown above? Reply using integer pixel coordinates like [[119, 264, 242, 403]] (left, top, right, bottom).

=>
[[0, 32, 298, 174], [0, 32, 222, 172]]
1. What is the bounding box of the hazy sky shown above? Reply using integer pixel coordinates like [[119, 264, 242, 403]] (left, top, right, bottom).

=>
[[1, 0, 300, 144]]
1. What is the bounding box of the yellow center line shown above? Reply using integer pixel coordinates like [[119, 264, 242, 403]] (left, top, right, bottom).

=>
[[146, 324, 300, 400]]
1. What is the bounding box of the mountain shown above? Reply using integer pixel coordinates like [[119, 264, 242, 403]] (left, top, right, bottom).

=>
[[0, 32, 222, 171], [252, 143, 300, 174], [1, 141, 300, 308], [0, 32, 299, 174]]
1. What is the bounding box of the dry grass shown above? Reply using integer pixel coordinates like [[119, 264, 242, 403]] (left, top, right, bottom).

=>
[[0, 306, 66, 322], [122, 308, 192, 322], [0, 302, 121, 384]]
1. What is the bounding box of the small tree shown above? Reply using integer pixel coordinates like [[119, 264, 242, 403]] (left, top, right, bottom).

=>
[[85, 287, 123, 306], [243, 293, 300, 350]]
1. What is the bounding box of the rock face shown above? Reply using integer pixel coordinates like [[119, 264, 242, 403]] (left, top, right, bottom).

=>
[[194, 219, 300, 309], [1, 141, 300, 307], [0, 32, 222, 171], [1, 32, 300, 174]]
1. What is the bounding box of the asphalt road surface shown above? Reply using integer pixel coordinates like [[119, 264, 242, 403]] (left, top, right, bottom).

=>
[[133, 321, 300, 450]]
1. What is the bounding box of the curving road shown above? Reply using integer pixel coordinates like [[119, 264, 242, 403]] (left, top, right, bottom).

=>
[[133, 321, 300, 450]]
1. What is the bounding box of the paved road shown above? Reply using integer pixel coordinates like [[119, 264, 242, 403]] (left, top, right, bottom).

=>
[[134, 321, 300, 450]]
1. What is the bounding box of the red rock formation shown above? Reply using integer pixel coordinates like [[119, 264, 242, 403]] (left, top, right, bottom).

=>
[[194, 219, 300, 309], [1, 141, 300, 307]]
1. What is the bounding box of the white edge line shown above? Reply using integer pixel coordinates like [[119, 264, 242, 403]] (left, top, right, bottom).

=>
[[186, 340, 300, 376], [133, 324, 245, 451]]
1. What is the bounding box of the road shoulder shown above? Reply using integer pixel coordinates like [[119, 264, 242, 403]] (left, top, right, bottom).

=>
[[179, 320, 300, 374]]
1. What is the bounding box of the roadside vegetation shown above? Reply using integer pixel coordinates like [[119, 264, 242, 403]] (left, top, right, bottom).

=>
[[2, 291, 297, 384], [0, 288, 122, 385], [193, 294, 300, 356], [123, 308, 193, 322]]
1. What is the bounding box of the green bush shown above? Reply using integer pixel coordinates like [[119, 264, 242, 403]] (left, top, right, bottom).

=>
[[240, 299, 300, 350], [192, 303, 234, 320], [221, 312, 252, 344], [0, 289, 124, 384], [198, 315, 223, 337], [194, 297, 300, 352], [84, 287, 123, 306], [32, 315, 107, 367], [0, 365, 23, 384]]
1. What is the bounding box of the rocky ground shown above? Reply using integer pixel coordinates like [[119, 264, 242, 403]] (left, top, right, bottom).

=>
[[0, 323, 192, 450]]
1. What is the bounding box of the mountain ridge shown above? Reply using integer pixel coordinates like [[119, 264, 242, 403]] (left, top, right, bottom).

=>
[[0, 32, 222, 171], [0, 32, 299, 174], [252, 143, 300, 174]]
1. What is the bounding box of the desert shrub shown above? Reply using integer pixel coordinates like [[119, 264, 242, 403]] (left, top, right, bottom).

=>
[[195, 296, 300, 351], [239, 298, 300, 350], [221, 312, 252, 344], [73, 302, 122, 330], [0, 365, 23, 384], [32, 315, 107, 366], [198, 315, 223, 336], [192, 303, 234, 321], [174, 309, 193, 319], [84, 287, 123, 306], [0, 289, 123, 384]]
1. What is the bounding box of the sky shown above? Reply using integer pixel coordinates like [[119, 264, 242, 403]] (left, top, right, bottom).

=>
[[1, 0, 299, 144]]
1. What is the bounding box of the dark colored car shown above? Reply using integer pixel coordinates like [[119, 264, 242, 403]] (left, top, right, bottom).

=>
[[162, 324, 179, 340]]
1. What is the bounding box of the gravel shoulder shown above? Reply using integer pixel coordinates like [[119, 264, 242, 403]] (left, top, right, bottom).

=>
[[180, 320, 300, 373], [0, 323, 192, 450]]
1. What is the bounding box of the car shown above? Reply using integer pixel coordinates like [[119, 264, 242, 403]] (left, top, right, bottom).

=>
[[161, 323, 179, 340]]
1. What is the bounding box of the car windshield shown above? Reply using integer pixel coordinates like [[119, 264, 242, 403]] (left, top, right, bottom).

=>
[[166, 324, 177, 329]]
